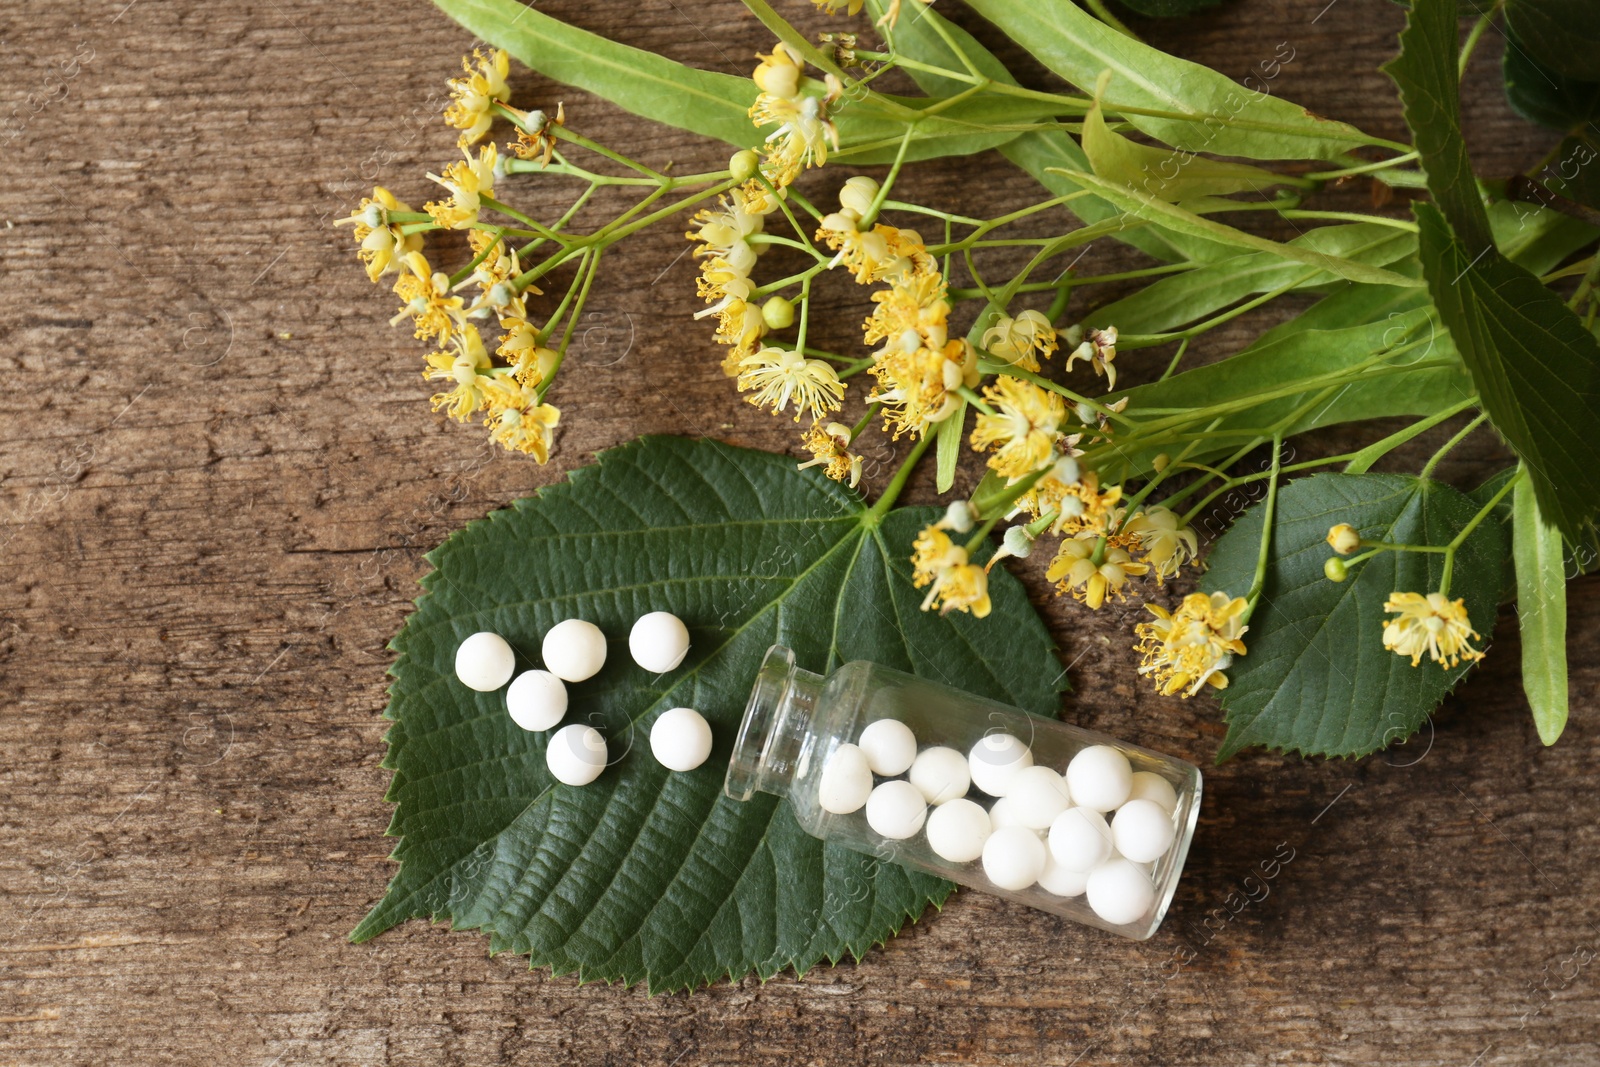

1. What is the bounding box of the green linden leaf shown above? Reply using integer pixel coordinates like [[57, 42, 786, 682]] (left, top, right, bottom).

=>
[[1200, 473, 1507, 760], [353, 436, 1066, 992], [1505, 0, 1600, 83], [1502, 35, 1600, 133]]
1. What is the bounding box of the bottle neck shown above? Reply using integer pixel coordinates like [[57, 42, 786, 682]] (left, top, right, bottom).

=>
[[725, 645, 824, 801]]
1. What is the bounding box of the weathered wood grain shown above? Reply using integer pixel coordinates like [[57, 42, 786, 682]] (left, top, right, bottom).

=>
[[1, 0, 1596, 1064]]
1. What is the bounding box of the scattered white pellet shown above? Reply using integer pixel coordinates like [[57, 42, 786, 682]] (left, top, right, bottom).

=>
[[1048, 806, 1114, 872], [1066, 745, 1133, 812], [505, 670, 567, 732], [455, 631, 516, 692], [629, 611, 690, 674], [649, 707, 713, 772], [1111, 798, 1176, 863], [858, 718, 917, 777], [541, 619, 608, 683], [1006, 765, 1074, 830], [1037, 852, 1091, 898], [968, 733, 1034, 797], [546, 723, 607, 786], [1127, 770, 1179, 814], [982, 826, 1047, 891], [924, 798, 991, 863], [1086, 858, 1156, 926], [817, 743, 873, 815], [909, 746, 970, 805], [865, 779, 927, 840]]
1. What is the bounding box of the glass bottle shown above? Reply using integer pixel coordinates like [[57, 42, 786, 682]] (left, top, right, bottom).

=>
[[725, 645, 1202, 940]]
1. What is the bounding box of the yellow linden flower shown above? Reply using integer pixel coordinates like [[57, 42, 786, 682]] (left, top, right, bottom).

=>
[[737, 347, 844, 422], [981, 310, 1057, 373], [497, 316, 557, 385], [910, 525, 991, 617], [481, 376, 560, 461], [751, 75, 843, 187], [863, 271, 950, 349], [798, 421, 863, 487], [425, 143, 497, 230], [444, 48, 511, 149], [1046, 538, 1149, 609], [813, 0, 865, 14], [687, 196, 766, 267], [391, 251, 465, 343], [422, 324, 493, 421], [506, 103, 565, 166], [877, 0, 935, 29], [752, 42, 804, 100], [1381, 591, 1485, 668], [1124, 505, 1199, 581], [816, 217, 935, 285], [1135, 591, 1250, 697], [1020, 467, 1121, 537], [970, 377, 1066, 479], [869, 337, 975, 437], [334, 186, 424, 283], [1065, 325, 1119, 390]]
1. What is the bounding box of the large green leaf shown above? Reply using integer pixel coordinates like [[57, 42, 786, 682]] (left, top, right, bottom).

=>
[[1502, 32, 1600, 132], [1415, 203, 1600, 541], [1505, 0, 1600, 82], [964, 0, 1381, 160], [432, 0, 1048, 165], [354, 437, 1066, 991], [1512, 468, 1570, 745], [1200, 473, 1507, 760]]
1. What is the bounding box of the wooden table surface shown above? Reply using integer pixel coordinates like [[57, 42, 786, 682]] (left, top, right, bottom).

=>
[[3, 0, 1597, 1063]]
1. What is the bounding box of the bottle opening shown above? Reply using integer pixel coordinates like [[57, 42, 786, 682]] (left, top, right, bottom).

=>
[[724, 645, 820, 802]]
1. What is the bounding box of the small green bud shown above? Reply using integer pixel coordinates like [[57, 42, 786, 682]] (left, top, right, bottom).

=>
[[761, 295, 796, 330], [729, 150, 760, 184], [1324, 556, 1349, 583]]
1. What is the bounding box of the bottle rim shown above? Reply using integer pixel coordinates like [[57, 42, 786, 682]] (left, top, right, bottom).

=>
[[723, 644, 797, 802]]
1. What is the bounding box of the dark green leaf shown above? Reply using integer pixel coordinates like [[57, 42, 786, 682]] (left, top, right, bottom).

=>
[[1539, 135, 1600, 214], [965, 0, 1380, 160], [1200, 473, 1507, 760], [1512, 469, 1569, 744], [1414, 202, 1600, 540], [1505, 0, 1600, 82], [354, 437, 1066, 992], [1502, 32, 1600, 132], [1382, 0, 1492, 251]]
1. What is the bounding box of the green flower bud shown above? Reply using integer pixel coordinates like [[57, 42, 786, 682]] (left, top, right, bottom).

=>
[[1324, 556, 1349, 583], [729, 150, 760, 184], [761, 295, 796, 330]]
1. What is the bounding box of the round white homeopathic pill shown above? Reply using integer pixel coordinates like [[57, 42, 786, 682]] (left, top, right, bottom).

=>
[[542, 619, 607, 683], [982, 826, 1047, 891], [1112, 798, 1177, 863], [1007, 765, 1074, 830], [455, 631, 517, 692], [986, 795, 1028, 831], [505, 670, 568, 732], [909, 746, 970, 805], [1126, 770, 1179, 814], [858, 718, 917, 777], [546, 723, 607, 786], [818, 743, 873, 815], [1038, 852, 1091, 897], [865, 779, 927, 840], [1048, 806, 1114, 872], [629, 611, 690, 674], [968, 733, 1034, 797], [1066, 744, 1133, 812], [649, 707, 713, 772], [1086, 858, 1156, 926], [925, 797, 991, 863]]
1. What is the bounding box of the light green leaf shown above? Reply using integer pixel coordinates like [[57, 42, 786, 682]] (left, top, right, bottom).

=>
[[964, 0, 1381, 160], [1512, 469, 1570, 745], [936, 400, 966, 494], [1081, 80, 1292, 202], [1200, 473, 1507, 760], [1085, 223, 1416, 334], [1049, 168, 1423, 288], [1414, 202, 1600, 541], [354, 437, 1066, 992]]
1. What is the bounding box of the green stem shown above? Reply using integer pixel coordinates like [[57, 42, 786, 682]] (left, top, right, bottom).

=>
[[1439, 467, 1521, 595], [1082, 0, 1141, 39], [1418, 412, 1489, 479], [860, 126, 917, 229], [537, 247, 603, 403], [865, 432, 935, 524], [1276, 210, 1419, 232]]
